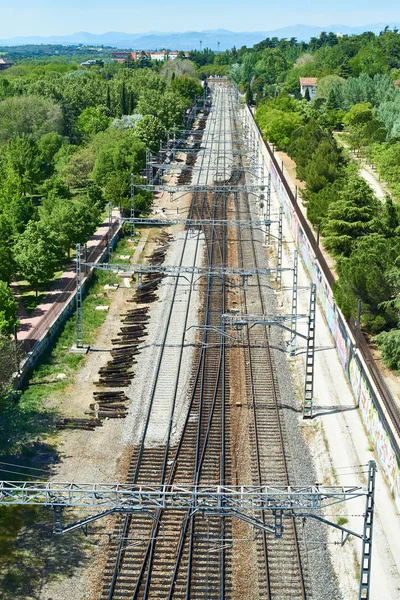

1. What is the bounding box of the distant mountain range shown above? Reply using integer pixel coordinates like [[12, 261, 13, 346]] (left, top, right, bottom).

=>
[[0, 24, 399, 51]]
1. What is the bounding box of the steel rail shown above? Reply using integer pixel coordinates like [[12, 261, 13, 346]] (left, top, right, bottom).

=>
[[166, 85, 229, 600], [107, 85, 226, 600], [140, 91, 226, 599], [233, 95, 307, 599], [106, 98, 216, 600]]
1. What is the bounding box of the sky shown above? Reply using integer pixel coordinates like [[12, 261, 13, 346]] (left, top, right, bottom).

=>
[[0, 0, 400, 38]]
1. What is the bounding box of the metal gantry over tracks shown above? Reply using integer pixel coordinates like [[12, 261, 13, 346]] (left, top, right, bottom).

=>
[[0, 460, 377, 599], [64, 82, 376, 599]]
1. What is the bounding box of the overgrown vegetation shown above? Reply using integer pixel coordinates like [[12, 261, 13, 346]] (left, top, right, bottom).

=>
[[226, 27, 400, 370]]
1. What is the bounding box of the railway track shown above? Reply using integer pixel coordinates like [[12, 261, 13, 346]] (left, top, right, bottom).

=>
[[231, 91, 307, 599], [100, 84, 309, 599], [101, 87, 233, 600]]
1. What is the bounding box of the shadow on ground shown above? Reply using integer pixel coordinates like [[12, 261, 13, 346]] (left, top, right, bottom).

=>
[[0, 506, 92, 599]]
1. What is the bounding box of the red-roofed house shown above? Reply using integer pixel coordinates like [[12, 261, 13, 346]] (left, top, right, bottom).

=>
[[300, 77, 318, 100]]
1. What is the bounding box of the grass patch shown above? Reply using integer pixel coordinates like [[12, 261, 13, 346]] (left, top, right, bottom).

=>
[[337, 516, 349, 526], [113, 234, 140, 258], [2, 234, 134, 456]]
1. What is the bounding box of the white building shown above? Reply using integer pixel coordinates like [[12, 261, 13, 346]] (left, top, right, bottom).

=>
[[300, 77, 318, 100], [150, 51, 168, 61]]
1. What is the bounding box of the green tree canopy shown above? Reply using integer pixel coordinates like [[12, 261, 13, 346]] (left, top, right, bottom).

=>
[[135, 88, 188, 129], [323, 176, 379, 256], [335, 235, 400, 330], [0, 282, 18, 336], [77, 106, 111, 137], [0, 215, 15, 282], [256, 101, 304, 150], [14, 221, 62, 297], [133, 115, 167, 153], [170, 76, 203, 101], [0, 95, 63, 140]]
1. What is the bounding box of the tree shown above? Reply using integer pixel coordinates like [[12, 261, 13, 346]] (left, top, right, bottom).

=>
[[316, 75, 346, 100], [105, 170, 131, 210], [3, 195, 37, 236], [245, 84, 254, 105], [379, 196, 400, 237], [161, 59, 198, 82], [133, 115, 167, 152], [170, 76, 203, 101], [256, 103, 304, 150], [37, 131, 65, 178], [305, 137, 344, 193], [60, 146, 96, 189], [106, 85, 111, 110], [5, 135, 41, 194], [376, 95, 400, 139], [349, 44, 388, 76], [77, 106, 110, 137], [92, 133, 146, 186], [120, 81, 127, 115], [71, 199, 100, 245], [111, 114, 143, 130], [128, 90, 135, 115], [0, 281, 18, 336], [375, 329, 400, 370], [307, 178, 343, 226], [323, 176, 379, 256], [0, 214, 15, 282], [289, 119, 326, 180], [14, 221, 62, 297], [344, 103, 387, 151], [40, 197, 80, 257], [135, 88, 188, 129], [334, 235, 400, 330], [0, 95, 63, 140]]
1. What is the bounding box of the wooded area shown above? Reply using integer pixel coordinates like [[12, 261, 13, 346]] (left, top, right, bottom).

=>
[[226, 28, 400, 371], [0, 52, 202, 399]]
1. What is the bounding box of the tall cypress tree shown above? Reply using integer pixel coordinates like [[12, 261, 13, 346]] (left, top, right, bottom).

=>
[[106, 85, 111, 111], [128, 91, 134, 115], [120, 82, 127, 116]]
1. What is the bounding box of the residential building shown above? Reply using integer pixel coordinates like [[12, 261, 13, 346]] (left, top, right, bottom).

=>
[[0, 57, 13, 70], [80, 59, 98, 67], [111, 50, 189, 64], [300, 77, 318, 100], [111, 51, 133, 63]]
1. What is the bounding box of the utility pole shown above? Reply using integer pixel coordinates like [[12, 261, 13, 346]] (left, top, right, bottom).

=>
[[130, 174, 135, 240], [200, 40, 202, 52], [70, 244, 89, 354], [303, 283, 317, 418], [359, 461, 376, 600]]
